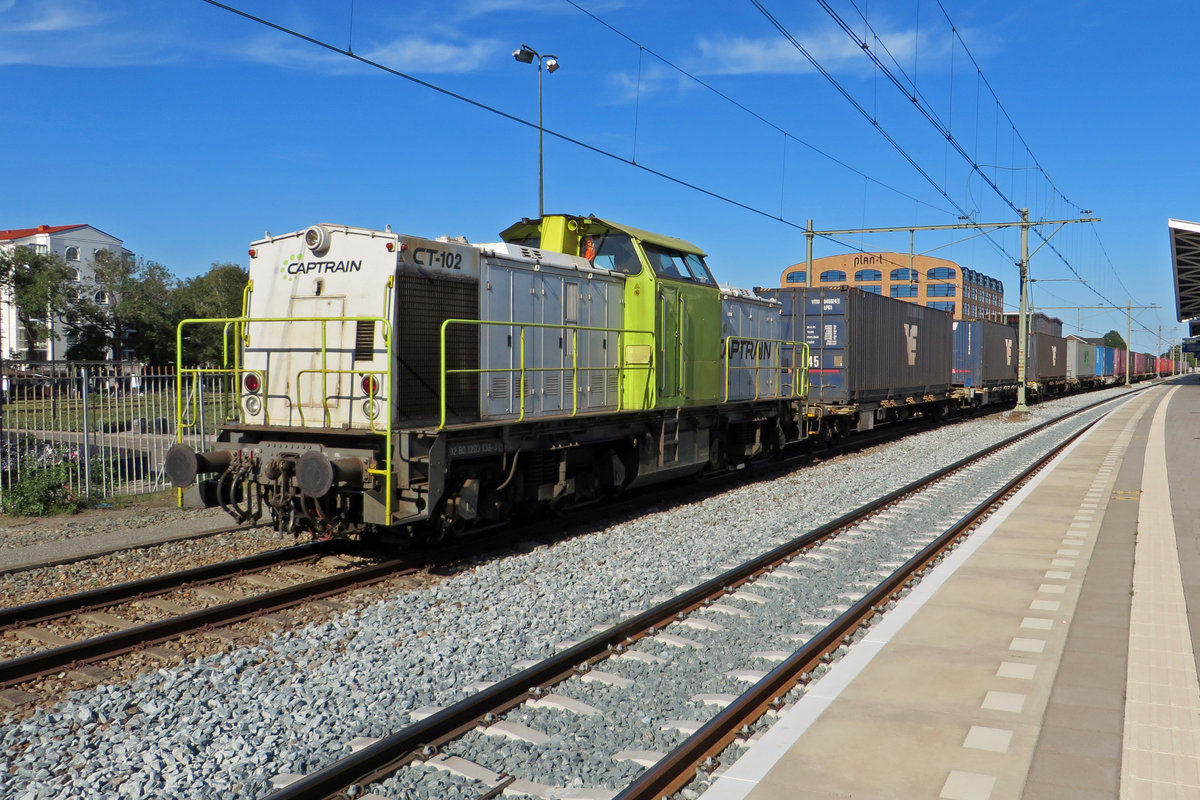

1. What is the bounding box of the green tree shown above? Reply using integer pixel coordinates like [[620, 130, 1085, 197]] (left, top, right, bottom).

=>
[[0, 245, 88, 361], [171, 262, 249, 364], [87, 250, 179, 364], [1102, 330, 1127, 350]]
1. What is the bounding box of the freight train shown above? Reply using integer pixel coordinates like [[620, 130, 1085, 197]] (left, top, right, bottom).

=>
[[164, 215, 1176, 540]]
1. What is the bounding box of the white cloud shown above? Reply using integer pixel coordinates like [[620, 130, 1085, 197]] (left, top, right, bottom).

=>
[[606, 62, 693, 105], [232, 32, 499, 76], [0, 0, 107, 33], [361, 37, 497, 74], [692, 29, 873, 76]]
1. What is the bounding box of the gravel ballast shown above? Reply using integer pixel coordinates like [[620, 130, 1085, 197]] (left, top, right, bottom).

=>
[[0, 387, 1152, 799]]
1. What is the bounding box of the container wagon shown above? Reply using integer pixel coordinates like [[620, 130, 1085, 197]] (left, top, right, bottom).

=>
[[756, 286, 953, 434], [1066, 336, 1102, 388], [952, 319, 1017, 404], [1024, 332, 1068, 394]]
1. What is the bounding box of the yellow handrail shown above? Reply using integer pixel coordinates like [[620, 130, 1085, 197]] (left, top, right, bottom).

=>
[[721, 336, 811, 402], [175, 312, 396, 521], [437, 319, 655, 429]]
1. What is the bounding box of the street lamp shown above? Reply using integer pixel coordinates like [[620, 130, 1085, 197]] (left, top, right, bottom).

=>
[[513, 43, 559, 219]]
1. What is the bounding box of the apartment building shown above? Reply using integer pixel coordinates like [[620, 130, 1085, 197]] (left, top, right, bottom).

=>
[[779, 252, 1004, 321]]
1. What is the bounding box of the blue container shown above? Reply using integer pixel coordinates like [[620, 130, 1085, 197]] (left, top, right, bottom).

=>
[[1097, 346, 1115, 377], [953, 319, 1018, 388]]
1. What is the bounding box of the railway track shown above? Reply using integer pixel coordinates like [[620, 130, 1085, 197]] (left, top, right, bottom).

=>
[[260, 388, 1121, 800], [0, 542, 410, 689]]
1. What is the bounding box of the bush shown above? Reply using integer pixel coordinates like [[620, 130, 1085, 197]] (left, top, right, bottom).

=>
[[2, 460, 98, 516]]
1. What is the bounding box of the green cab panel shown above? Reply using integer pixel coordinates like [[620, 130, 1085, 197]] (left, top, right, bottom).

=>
[[501, 214, 722, 410]]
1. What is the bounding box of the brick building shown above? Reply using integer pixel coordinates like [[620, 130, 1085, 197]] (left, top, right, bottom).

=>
[[778, 252, 1004, 321]]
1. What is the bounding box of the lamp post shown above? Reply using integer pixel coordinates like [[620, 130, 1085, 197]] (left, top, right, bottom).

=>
[[513, 43, 559, 219]]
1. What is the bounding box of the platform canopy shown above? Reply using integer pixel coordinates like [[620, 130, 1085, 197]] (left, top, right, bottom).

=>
[[1169, 218, 1200, 322]]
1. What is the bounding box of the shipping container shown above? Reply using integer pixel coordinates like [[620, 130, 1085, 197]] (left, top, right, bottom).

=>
[[1114, 348, 1127, 378], [1004, 312, 1064, 338], [1066, 336, 1095, 380], [1025, 332, 1068, 383], [719, 286, 784, 401], [757, 287, 953, 405], [952, 319, 1017, 388], [1097, 346, 1116, 377]]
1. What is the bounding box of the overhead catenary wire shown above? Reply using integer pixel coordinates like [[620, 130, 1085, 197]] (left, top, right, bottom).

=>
[[756, 0, 1158, 343], [558, 0, 948, 216], [199, 0, 1166, 349], [196, 0, 817, 235]]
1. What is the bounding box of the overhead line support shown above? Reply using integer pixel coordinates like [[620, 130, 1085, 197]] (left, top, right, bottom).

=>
[[801, 212, 1100, 412]]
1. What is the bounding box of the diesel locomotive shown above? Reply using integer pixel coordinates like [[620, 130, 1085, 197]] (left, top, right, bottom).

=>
[[165, 215, 811, 540]]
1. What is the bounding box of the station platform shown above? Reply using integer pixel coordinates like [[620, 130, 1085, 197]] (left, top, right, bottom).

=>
[[703, 376, 1200, 800]]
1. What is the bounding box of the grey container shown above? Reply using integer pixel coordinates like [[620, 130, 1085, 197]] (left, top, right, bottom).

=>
[[719, 287, 785, 401], [1065, 336, 1097, 379], [953, 319, 1017, 388], [1025, 332, 1068, 381], [757, 287, 953, 405]]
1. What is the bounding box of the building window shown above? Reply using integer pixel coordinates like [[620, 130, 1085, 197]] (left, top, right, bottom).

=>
[[927, 267, 957, 280], [785, 271, 806, 284], [95, 291, 111, 305], [32, 244, 48, 255], [927, 284, 956, 297], [855, 269, 882, 281], [928, 301, 956, 313], [65, 246, 80, 261], [890, 285, 919, 298], [820, 270, 847, 282], [859, 285, 882, 294], [890, 268, 919, 282]]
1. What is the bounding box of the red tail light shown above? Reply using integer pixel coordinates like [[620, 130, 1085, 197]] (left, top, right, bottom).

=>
[[361, 375, 379, 395], [244, 374, 261, 393]]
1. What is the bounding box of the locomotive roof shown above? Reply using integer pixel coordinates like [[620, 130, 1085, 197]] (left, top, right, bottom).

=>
[[500, 215, 706, 257]]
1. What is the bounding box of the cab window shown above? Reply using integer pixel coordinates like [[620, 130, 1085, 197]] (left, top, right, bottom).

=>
[[589, 233, 642, 275], [643, 243, 715, 284]]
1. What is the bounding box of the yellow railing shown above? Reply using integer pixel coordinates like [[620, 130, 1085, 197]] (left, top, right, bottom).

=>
[[175, 313, 396, 522], [721, 337, 811, 402], [438, 319, 655, 428]]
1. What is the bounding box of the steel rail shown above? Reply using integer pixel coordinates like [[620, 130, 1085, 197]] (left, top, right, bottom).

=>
[[0, 558, 415, 688], [263, 390, 1128, 800], [0, 541, 339, 630], [612, 415, 1103, 800]]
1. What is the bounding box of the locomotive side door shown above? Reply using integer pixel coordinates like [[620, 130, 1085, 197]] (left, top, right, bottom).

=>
[[657, 282, 683, 404]]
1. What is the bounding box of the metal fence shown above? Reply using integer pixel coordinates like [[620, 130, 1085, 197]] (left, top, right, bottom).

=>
[[0, 362, 234, 504]]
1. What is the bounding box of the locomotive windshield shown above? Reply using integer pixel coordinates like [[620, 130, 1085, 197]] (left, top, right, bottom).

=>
[[588, 233, 643, 275], [642, 243, 715, 284]]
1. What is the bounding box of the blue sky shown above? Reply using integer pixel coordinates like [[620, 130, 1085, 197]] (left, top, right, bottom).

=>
[[2, 0, 1195, 353]]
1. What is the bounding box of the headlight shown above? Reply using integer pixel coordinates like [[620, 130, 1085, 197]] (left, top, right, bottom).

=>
[[363, 398, 381, 420], [304, 225, 331, 256], [244, 395, 263, 416]]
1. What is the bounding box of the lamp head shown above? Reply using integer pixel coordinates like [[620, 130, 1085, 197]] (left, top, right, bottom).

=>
[[513, 45, 536, 64], [545, 56, 559, 73]]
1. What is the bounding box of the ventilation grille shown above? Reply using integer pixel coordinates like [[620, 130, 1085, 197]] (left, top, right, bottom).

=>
[[353, 320, 375, 362], [396, 273, 480, 426]]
